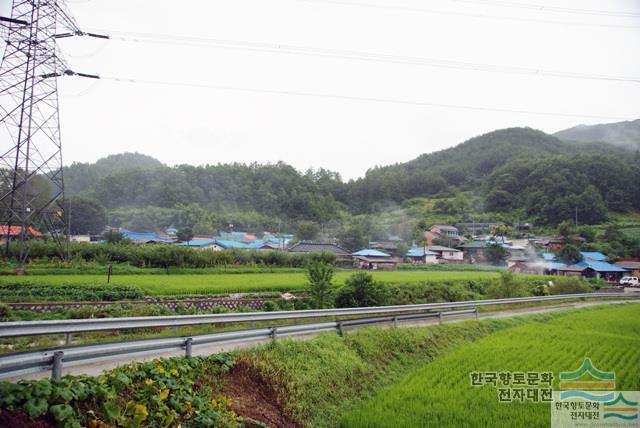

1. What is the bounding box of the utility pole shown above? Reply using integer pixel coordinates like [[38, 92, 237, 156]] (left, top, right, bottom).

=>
[[575, 207, 578, 228], [0, 1, 107, 271]]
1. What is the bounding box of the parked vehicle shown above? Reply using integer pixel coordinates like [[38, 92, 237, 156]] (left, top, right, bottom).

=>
[[619, 276, 639, 287]]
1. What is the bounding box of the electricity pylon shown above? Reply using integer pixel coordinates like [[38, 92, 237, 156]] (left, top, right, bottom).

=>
[[0, 1, 105, 270]]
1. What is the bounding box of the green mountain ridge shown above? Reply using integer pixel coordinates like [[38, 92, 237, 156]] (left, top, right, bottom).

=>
[[553, 119, 640, 151], [62, 125, 640, 231]]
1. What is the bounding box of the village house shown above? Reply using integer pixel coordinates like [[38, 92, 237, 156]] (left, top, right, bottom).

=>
[[369, 236, 404, 257], [121, 230, 176, 244], [556, 261, 628, 283], [427, 245, 464, 263], [405, 247, 439, 264], [288, 241, 351, 260], [458, 241, 492, 263], [424, 225, 466, 246], [352, 249, 397, 270], [615, 260, 640, 277], [509, 262, 545, 275], [0, 225, 43, 242]]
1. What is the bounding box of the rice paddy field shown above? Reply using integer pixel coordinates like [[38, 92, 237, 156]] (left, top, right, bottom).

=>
[[340, 303, 640, 427], [0, 270, 513, 296]]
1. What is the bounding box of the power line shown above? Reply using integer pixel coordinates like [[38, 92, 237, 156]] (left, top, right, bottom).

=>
[[101, 30, 640, 84], [294, 0, 640, 28], [100, 75, 633, 121], [448, 0, 640, 18]]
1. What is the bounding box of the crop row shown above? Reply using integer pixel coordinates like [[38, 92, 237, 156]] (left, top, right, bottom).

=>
[[341, 303, 640, 427]]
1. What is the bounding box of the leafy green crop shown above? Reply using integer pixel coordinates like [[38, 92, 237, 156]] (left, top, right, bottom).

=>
[[0, 282, 144, 302], [0, 353, 239, 428]]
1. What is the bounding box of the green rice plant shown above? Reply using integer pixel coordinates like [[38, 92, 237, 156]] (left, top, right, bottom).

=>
[[341, 303, 640, 427]]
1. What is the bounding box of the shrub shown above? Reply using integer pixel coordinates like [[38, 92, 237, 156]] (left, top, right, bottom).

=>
[[548, 277, 592, 295], [305, 261, 334, 308], [335, 272, 390, 308], [488, 271, 526, 298], [0, 302, 11, 321]]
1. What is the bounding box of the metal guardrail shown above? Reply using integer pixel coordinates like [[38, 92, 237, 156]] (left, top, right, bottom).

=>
[[0, 292, 638, 381], [0, 308, 479, 380], [0, 292, 635, 338]]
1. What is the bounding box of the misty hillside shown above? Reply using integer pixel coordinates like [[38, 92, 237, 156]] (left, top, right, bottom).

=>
[[554, 119, 640, 151], [64, 153, 164, 195], [346, 127, 634, 211], [63, 127, 640, 230]]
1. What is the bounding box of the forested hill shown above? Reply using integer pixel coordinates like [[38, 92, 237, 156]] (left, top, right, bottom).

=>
[[554, 119, 640, 151], [64, 126, 640, 231], [64, 153, 164, 194], [345, 127, 635, 211]]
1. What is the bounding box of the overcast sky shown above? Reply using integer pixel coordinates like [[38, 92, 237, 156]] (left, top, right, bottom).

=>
[[1, 0, 639, 179]]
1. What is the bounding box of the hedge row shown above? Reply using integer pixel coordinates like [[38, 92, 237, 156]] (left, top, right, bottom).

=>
[[5, 241, 336, 268], [0, 282, 145, 302]]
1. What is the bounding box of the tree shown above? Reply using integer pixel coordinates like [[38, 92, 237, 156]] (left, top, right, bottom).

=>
[[335, 272, 390, 308], [296, 222, 320, 241], [489, 271, 524, 298], [557, 220, 574, 239], [486, 243, 507, 265], [305, 261, 334, 308], [66, 196, 107, 235], [337, 222, 368, 252], [486, 190, 515, 212], [490, 224, 515, 242], [102, 230, 124, 244], [559, 244, 583, 264], [176, 227, 194, 243]]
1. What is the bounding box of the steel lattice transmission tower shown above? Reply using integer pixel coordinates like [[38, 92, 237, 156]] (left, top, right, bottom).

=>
[[0, 1, 105, 269]]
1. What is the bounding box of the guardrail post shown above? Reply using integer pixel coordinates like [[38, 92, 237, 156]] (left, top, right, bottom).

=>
[[185, 338, 193, 358], [474, 308, 479, 320], [438, 311, 443, 325], [392, 317, 398, 328], [337, 322, 344, 336], [52, 351, 63, 381], [65, 333, 72, 345], [270, 327, 277, 341]]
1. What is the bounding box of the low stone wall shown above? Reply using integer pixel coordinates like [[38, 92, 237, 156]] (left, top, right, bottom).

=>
[[8, 298, 268, 313]]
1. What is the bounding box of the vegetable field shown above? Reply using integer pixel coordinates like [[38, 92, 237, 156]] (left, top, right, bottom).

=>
[[341, 303, 640, 427], [0, 271, 508, 296]]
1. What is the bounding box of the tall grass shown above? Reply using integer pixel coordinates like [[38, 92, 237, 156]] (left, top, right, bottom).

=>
[[236, 308, 586, 427]]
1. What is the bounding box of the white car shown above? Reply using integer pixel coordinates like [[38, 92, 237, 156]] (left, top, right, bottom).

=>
[[619, 276, 639, 287]]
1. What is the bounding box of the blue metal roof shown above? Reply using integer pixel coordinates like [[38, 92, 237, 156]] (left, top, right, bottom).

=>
[[213, 239, 251, 249], [576, 261, 628, 272], [179, 239, 218, 247], [580, 252, 609, 262], [122, 231, 174, 243], [541, 253, 557, 261], [406, 248, 438, 257], [353, 249, 392, 257]]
